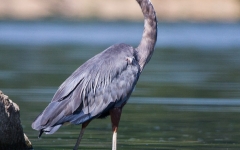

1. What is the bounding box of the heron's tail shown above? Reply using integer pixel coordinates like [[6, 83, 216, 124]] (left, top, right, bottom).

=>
[[31, 100, 68, 137], [32, 110, 63, 137], [32, 100, 90, 137], [136, 0, 157, 70]]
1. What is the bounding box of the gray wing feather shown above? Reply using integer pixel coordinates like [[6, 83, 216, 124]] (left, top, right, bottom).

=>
[[32, 44, 140, 132]]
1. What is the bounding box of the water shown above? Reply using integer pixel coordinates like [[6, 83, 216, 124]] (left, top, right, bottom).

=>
[[0, 21, 240, 48], [0, 21, 240, 149]]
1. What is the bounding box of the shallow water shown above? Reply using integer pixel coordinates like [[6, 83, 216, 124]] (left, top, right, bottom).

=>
[[0, 21, 240, 149], [20, 101, 240, 150]]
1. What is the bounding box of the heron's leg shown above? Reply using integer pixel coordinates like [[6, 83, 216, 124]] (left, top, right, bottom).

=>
[[110, 108, 122, 150], [73, 120, 90, 150]]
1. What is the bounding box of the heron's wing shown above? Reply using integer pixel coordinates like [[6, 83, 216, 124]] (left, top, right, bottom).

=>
[[32, 44, 140, 131]]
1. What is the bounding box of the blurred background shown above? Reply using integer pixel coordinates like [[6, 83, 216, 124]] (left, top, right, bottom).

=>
[[0, 0, 240, 149]]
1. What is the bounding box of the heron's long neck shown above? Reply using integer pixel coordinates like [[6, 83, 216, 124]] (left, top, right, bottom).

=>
[[136, 0, 157, 71]]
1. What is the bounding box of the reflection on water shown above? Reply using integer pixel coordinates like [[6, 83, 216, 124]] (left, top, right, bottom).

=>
[[0, 21, 240, 149], [2, 46, 239, 99]]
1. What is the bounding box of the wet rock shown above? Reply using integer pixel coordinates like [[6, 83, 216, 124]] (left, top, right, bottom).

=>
[[0, 90, 33, 150]]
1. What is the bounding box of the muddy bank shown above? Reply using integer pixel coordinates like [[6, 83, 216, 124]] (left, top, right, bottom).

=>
[[0, 0, 239, 21]]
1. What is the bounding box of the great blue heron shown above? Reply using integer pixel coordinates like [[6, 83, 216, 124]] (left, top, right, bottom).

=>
[[32, 0, 157, 149]]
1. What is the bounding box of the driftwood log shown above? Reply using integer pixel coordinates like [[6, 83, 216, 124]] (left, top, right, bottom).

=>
[[0, 91, 32, 150]]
